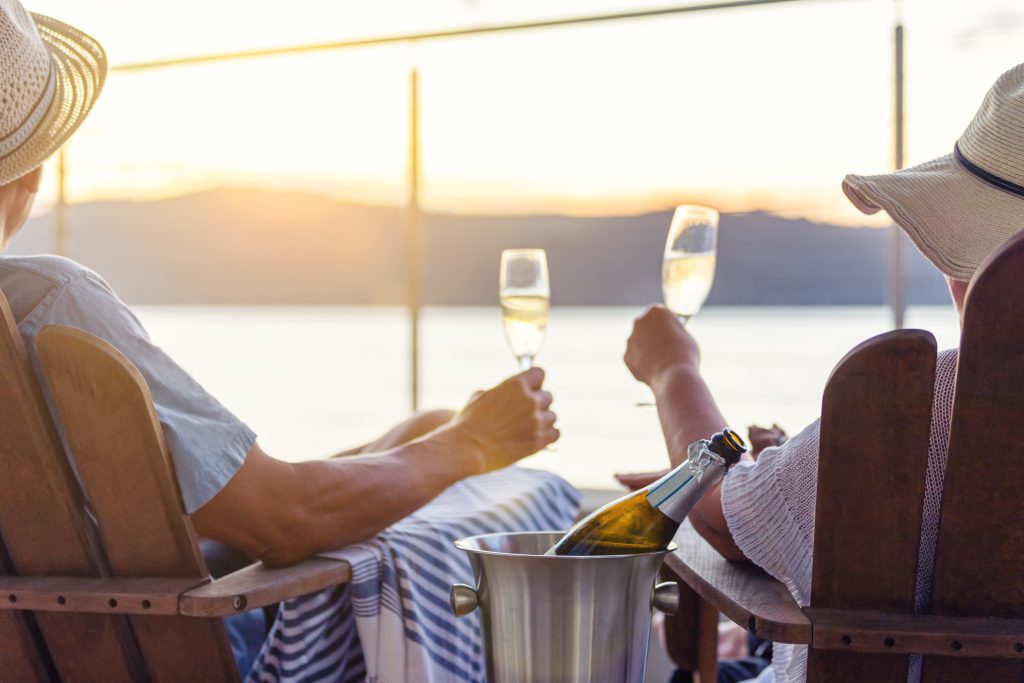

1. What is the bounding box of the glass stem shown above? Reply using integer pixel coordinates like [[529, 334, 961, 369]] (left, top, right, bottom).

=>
[[517, 355, 534, 372]]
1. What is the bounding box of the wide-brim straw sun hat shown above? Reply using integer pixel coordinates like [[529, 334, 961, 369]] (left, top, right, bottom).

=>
[[842, 63, 1024, 282], [0, 0, 105, 186]]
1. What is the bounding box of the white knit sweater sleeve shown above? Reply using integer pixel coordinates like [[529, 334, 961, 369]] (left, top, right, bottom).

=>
[[722, 420, 820, 604], [721, 420, 823, 683]]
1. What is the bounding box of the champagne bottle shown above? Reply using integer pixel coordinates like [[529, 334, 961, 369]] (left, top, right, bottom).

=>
[[547, 428, 747, 556]]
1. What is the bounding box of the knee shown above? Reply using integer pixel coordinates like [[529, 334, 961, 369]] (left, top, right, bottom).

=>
[[363, 408, 458, 453], [409, 408, 456, 437]]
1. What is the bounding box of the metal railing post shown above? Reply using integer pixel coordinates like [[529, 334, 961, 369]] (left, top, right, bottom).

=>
[[54, 147, 68, 257], [889, 21, 906, 329], [405, 63, 421, 411]]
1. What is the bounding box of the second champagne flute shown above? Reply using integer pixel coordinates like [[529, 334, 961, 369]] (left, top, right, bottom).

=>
[[638, 205, 719, 407], [662, 205, 719, 321], [499, 249, 550, 371]]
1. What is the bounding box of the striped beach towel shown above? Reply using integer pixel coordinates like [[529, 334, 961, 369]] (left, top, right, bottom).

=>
[[245, 467, 580, 683]]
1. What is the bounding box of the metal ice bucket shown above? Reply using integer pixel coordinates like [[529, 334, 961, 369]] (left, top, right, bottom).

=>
[[450, 531, 679, 683]]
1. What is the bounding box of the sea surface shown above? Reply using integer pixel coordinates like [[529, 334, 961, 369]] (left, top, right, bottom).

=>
[[134, 305, 961, 491]]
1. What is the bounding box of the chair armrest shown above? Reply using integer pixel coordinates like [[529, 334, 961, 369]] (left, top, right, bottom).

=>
[[666, 522, 811, 644], [0, 557, 351, 618], [180, 557, 351, 617]]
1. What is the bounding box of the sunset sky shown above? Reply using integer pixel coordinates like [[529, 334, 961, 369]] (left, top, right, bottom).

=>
[[27, 0, 1024, 224]]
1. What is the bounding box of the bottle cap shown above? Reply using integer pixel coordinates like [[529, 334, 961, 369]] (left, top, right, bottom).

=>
[[710, 428, 747, 465]]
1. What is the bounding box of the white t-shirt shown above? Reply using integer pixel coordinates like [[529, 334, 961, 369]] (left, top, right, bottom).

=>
[[0, 254, 256, 513], [721, 348, 959, 683]]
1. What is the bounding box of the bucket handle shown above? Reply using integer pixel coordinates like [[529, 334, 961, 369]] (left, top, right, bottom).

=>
[[450, 583, 479, 617], [450, 581, 680, 618], [652, 581, 680, 616]]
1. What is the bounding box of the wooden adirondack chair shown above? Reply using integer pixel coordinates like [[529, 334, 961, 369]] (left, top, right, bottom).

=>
[[0, 292, 352, 682], [663, 229, 1024, 682]]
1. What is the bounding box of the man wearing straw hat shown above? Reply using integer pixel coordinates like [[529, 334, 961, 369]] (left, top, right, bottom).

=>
[[624, 63, 1024, 683], [0, 1, 559, 673]]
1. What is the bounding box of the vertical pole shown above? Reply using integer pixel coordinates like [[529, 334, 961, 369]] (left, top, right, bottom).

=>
[[890, 21, 906, 329], [54, 147, 68, 257], [405, 63, 421, 411]]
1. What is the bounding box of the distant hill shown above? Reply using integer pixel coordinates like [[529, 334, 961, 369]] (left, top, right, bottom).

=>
[[9, 187, 949, 306]]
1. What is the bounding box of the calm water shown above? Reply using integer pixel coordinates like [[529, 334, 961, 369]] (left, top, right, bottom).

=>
[[134, 306, 961, 490]]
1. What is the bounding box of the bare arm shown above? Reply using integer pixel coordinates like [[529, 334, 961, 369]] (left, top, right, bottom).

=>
[[625, 306, 751, 563], [192, 369, 558, 567]]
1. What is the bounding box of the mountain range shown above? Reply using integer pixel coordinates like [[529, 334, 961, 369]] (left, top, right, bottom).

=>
[[9, 187, 949, 306]]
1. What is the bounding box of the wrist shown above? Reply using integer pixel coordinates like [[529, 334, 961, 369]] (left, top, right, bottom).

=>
[[434, 422, 488, 477], [650, 359, 701, 393]]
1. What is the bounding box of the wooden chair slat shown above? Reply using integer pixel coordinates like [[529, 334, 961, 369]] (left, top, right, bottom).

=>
[[923, 233, 1024, 682], [0, 293, 143, 680], [0, 576, 209, 615], [37, 325, 239, 683], [809, 329, 936, 682], [0, 612, 53, 682], [0, 549, 53, 683], [805, 607, 1024, 658]]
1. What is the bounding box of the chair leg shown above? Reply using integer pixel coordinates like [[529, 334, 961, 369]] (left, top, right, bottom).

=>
[[662, 566, 719, 683]]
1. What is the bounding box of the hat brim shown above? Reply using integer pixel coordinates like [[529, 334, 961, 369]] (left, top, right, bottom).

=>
[[843, 153, 1024, 281], [0, 14, 106, 186]]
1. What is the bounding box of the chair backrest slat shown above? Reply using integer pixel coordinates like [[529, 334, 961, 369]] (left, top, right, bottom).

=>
[[0, 612, 53, 682], [0, 292, 143, 680], [922, 234, 1024, 682], [809, 329, 937, 682], [0, 549, 54, 682], [37, 325, 239, 682]]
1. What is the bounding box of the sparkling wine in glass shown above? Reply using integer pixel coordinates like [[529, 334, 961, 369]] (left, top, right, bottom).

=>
[[499, 249, 550, 371], [662, 205, 719, 321]]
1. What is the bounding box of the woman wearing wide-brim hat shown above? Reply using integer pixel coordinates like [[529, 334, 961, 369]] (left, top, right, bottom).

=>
[[626, 63, 1024, 683], [0, 1, 560, 677]]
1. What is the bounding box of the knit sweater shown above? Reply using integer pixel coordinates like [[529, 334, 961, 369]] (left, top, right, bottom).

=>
[[721, 348, 959, 683]]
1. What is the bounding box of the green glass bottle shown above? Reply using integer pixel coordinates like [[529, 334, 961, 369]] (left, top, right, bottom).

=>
[[547, 429, 747, 556]]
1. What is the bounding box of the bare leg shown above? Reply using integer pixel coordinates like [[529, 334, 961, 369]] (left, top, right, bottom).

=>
[[332, 409, 457, 457]]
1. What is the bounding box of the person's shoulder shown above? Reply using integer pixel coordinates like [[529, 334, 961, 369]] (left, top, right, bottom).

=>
[[0, 254, 103, 289], [0, 255, 116, 326]]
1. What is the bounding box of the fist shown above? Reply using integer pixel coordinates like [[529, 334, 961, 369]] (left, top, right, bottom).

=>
[[453, 367, 559, 473], [747, 423, 787, 460], [624, 305, 700, 387]]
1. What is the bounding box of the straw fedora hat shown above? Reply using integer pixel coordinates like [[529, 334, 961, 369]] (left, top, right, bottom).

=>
[[843, 63, 1024, 282], [0, 0, 105, 186]]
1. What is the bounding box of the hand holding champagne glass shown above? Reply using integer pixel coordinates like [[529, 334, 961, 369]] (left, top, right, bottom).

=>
[[499, 249, 550, 371], [500, 249, 556, 452], [637, 205, 719, 407]]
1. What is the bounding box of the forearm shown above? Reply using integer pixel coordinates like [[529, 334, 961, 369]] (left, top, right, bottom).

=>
[[287, 429, 478, 561], [651, 363, 729, 468], [650, 362, 750, 562], [194, 428, 481, 567]]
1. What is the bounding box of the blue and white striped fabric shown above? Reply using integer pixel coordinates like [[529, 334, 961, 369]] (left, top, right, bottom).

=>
[[245, 467, 580, 683]]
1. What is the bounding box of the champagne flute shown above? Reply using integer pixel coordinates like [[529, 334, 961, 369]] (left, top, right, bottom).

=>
[[500, 249, 555, 451], [638, 205, 719, 406], [499, 249, 550, 371], [661, 205, 719, 320]]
